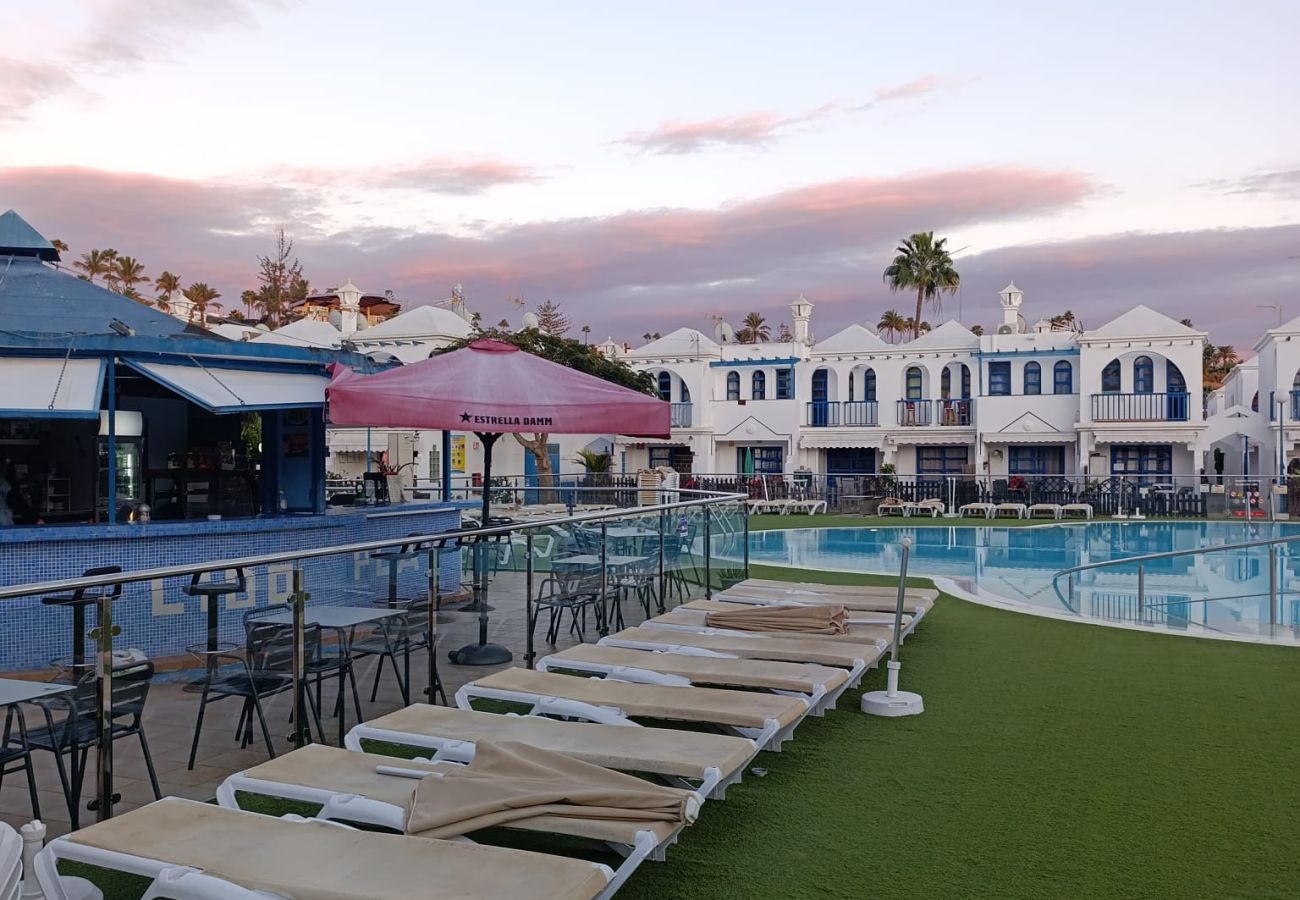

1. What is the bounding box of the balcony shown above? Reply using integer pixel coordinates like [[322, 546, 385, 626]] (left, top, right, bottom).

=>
[[1091, 392, 1189, 422], [670, 402, 693, 428], [935, 399, 973, 426], [804, 401, 879, 427], [896, 400, 932, 426]]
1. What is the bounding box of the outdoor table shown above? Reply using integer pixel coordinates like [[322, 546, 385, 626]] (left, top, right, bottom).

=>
[[0, 678, 76, 820], [260, 606, 403, 742]]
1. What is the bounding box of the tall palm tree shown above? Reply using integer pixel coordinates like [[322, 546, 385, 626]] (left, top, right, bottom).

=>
[[883, 232, 960, 338], [182, 282, 222, 327], [154, 271, 181, 311], [73, 249, 113, 283], [100, 249, 121, 292], [877, 309, 908, 343], [240, 290, 259, 319], [113, 256, 148, 301], [50, 238, 69, 255], [736, 312, 770, 344], [970, 324, 985, 336], [903, 318, 932, 336]]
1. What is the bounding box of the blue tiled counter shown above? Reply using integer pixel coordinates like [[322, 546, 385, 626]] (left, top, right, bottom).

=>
[[0, 502, 474, 670]]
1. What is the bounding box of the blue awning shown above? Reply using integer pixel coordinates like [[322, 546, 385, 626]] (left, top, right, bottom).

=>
[[124, 360, 328, 413], [0, 357, 105, 418]]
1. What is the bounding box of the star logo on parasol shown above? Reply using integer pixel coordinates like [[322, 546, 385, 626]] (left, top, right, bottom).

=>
[[460, 411, 471, 422]]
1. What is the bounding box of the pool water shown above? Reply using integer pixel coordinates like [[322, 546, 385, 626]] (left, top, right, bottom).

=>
[[743, 522, 1300, 643]]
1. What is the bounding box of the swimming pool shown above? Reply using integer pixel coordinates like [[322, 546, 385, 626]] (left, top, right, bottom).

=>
[[741, 522, 1300, 644]]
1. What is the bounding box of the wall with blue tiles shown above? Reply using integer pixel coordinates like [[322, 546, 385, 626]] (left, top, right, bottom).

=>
[[0, 503, 472, 670]]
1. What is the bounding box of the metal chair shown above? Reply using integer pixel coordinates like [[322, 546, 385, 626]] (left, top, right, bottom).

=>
[[350, 595, 446, 706], [532, 569, 603, 645], [0, 705, 42, 822]]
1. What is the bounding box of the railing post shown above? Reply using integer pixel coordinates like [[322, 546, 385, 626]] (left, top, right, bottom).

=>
[[91, 585, 118, 821], [1268, 544, 1279, 628], [1136, 564, 1145, 621], [599, 520, 610, 636], [1067, 573, 1074, 612], [426, 543, 439, 701], [703, 506, 713, 599], [525, 532, 536, 668], [742, 501, 751, 580], [657, 509, 667, 614], [290, 563, 310, 748]]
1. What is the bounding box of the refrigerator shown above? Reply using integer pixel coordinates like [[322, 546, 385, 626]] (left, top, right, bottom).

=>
[[97, 437, 144, 521]]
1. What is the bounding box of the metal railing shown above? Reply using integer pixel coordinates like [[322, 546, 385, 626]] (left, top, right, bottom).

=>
[[0, 486, 748, 826], [1091, 392, 1190, 422], [843, 401, 879, 426], [670, 402, 693, 428], [896, 400, 932, 426], [935, 399, 972, 426], [1051, 531, 1300, 632], [806, 401, 839, 427]]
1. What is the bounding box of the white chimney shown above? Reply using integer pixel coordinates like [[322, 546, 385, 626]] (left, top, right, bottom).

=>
[[337, 280, 363, 335], [998, 282, 1024, 333], [790, 294, 814, 343]]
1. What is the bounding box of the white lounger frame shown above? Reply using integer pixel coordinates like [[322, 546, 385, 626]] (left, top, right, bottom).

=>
[[216, 770, 668, 899], [453, 681, 800, 752], [343, 723, 737, 801]]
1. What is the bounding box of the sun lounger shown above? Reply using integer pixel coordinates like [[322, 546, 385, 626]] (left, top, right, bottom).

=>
[[682, 597, 908, 628], [878, 497, 907, 516], [1028, 503, 1062, 520], [725, 578, 938, 608], [905, 499, 945, 518], [602, 626, 886, 688], [219, 743, 693, 897], [785, 499, 828, 515], [959, 502, 995, 518], [1061, 503, 1093, 519], [456, 668, 810, 751], [645, 603, 900, 644], [345, 704, 754, 801], [36, 797, 612, 900], [994, 502, 1027, 519], [537, 642, 851, 714]]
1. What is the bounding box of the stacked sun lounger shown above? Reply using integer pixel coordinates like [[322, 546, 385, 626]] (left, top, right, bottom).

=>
[[36, 575, 935, 900]]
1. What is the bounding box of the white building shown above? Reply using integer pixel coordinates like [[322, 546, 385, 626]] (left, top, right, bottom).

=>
[[615, 286, 1275, 484]]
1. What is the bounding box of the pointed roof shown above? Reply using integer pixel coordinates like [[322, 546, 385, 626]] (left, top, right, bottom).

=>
[[253, 318, 343, 349], [355, 305, 473, 341], [0, 210, 59, 261], [813, 323, 888, 353], [1086, 305, 1203, 339], [630, 327, 719, 357], [903, 320, 980, 349]]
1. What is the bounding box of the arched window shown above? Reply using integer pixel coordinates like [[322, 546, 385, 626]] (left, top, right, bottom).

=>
[[1293, 370, 1300, 393], [905, 366, 923, 400], [961, 364, 971, 399], [848, 374, 855, 402], [811, 368, 829, 404], [941, 368, 951, 399], [1054, 361, 1073, 394], [751, 370, 766, 400], [1166, 360, 1186, 395], [1102, 359, 1122, 393], [1134, 356, 1154, 394], [726, 371, 740, 401], [1024, 362, 1041, 395], [864, 368, 877, 402], [656, 371, 672, 402], [680, 381, 691, 404], [1252, 391, 1259, 412]]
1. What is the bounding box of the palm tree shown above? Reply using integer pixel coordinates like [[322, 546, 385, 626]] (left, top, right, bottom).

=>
[[883, 232, 960, 338], [903, 318, 932, 336], [73, 249, 113, 284], [877, 309, 908, 343], [736, 312, 770, 344], [182, 282, 222, 327], [113, 256, 148, 301], [51, 238, 69, 255], [240, 290, 259, 319], [581, 324, 591, 345], [970, 324, 985, 336], [154, 271, 181, 311]]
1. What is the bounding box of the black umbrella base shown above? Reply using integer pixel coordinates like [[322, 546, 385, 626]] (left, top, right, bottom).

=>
[[456, 600, 495, 613], [448, 641, 513, 666]]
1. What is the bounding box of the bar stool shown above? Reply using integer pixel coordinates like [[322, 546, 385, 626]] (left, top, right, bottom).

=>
[[181, 568, 247, 692], [370, 534, 426, 609], [42, 565, 123, 678]]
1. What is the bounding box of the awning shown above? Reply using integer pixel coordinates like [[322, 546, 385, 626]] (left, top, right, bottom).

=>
[[0, 357, 104, 418], [125, 360, 328, 413], [799, 435, 888, 449], [984, 434, 1076, 445]]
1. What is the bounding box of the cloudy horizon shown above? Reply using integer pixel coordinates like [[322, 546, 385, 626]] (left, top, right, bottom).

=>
[[2, 0, 1296, 350]]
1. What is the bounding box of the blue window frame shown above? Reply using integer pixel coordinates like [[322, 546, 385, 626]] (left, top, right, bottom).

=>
[[738, 446, 783, 473], [726, 371, 740, 400], [864, 368, 877, 402], [1024, 362, 1041, 395], [811, 369, 829, 403], [680, 381, 691, 403], [1054, 361, 1073, 394], [1110, 444, 1172, 482], [751, 370, 766, 400], [848, 373, 854, 402], [656, 371, 671, 401], [941, 367, 951, 399], [989, 361, 1011, 396], [1134, 356, 1154, 394], [1102, 359, 1121, 393], [1166, 360, 1186, 394], [917, 445, 969, 476], [905, 366, 923, 400], [775, 368, 792, 399], [1009, 446, 1065, 475], [961, 365, 971, 399]]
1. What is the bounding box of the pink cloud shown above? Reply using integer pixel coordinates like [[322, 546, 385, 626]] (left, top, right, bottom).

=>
[[873, 75, 945, 103], [0, 57, 85, 123], [280, 158, 541, 195], [622, 112, 801, 154]]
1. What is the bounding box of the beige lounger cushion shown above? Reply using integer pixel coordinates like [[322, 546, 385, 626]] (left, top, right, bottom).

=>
[[361, 704, 754, 781], [548, 643, 849, 694], [727, 579, 938, 607], [472, 668, 807, 730], [704, 602, 849, 634], [68, 797, 609, 900], [407, 741, 693, 840], [649, 607, 894, 643], [611, 626, 886, 670], [685, 598, 908, 627]]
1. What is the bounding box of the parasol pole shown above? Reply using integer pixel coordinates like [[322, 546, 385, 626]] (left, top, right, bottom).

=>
[[449, 432, 512, 665]]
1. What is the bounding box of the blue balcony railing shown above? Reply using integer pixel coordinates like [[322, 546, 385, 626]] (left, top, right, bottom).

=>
[[670, 402, 693, 428], [806, 401, 838, 427], [896, 400, 932, 426], [843, 401, 878, 426], [1091, 392, 1189, 422], [935, 398, 973, 426]]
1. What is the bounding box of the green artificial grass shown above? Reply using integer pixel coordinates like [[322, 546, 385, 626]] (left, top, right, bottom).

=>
[[59, 553, 1300, 899]]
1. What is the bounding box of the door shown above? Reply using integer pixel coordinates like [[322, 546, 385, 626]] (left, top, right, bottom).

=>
[[524, 442, 561, 504]]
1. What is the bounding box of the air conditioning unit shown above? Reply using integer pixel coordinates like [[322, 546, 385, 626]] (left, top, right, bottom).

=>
[[996, 324, 1016, 335]]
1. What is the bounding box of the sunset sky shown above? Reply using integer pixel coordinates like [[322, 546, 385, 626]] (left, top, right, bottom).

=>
[[2, 0, 1297, 348]]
